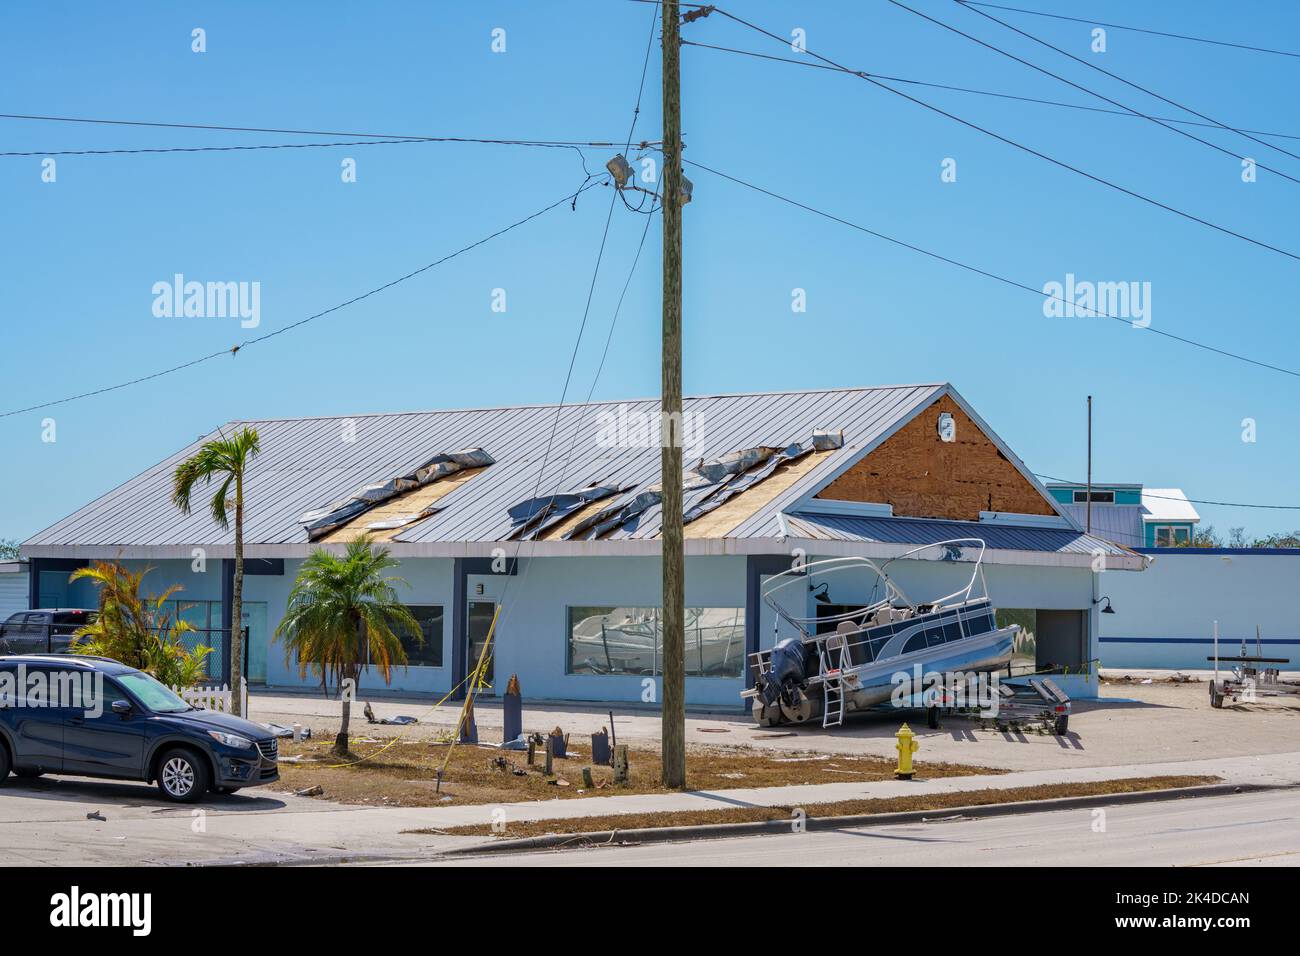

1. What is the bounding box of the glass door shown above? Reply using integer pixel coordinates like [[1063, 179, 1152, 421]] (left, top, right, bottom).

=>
[[466, 601, 498, 693]]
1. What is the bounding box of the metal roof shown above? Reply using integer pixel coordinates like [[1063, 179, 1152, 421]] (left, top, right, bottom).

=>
[[1141, 488, 1200, 523], [778, 511, 1135, 559], [26, 384, 953, 552], [1057, 504, 1147, 550]]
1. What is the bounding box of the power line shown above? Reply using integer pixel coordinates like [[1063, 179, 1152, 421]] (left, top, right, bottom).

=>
[[510, 0, 661, 541], [960, 2, 1300, 61], [953, 0, 1300, 167], [683, 157, 1300, 381], [681, 40, 1300, 143], [1035, 474, 1300, 511], [888, 0, 1300, 183], [0, 138, 432, 158], [453, 0, 662, 741], [701, 6, 1300, 265], [0, 112, 630, 147], [0, 178, 606, 420]]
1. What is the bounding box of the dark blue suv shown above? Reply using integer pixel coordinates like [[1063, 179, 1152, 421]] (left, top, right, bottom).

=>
[[0, 655, 279, 803]]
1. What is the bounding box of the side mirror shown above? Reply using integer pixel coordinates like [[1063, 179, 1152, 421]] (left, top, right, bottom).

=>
[[111, 699, 132, 715]]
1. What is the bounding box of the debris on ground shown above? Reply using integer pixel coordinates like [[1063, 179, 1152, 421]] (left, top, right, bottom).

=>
[[364, 701, 418, 725], [549, 727, 568, 758], [86, 811, 106, 821], [772, 754, 831, 763], [260, 721, 309, 740], [295, 785, 324, 797]]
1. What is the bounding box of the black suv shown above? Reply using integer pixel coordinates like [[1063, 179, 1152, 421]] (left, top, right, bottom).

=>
[[0, 655, 279, 802], [0, 609, 98, 654]]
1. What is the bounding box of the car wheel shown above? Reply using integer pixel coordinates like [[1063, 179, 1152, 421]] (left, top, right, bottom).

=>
[[157, 749, 210, 803], [13, 768, 43, 779], [0, 743, 10, 783], [1054, 715, 1069, 736]]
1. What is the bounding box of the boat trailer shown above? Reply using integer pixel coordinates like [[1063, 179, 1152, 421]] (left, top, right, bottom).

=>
[[1208, 623, 1300, 709], [923, 673, 1072, 736]]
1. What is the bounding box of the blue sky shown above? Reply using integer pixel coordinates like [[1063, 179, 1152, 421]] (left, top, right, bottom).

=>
[[3, 0, 1300, 543]]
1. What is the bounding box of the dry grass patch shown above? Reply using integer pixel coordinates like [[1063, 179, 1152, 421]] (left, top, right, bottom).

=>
[[272, 736, 1000, 808], [431, 774, 1220, 838]]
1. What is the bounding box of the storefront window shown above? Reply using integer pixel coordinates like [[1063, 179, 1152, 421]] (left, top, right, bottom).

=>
[[567, 606, 745, 678], [401, 605, 444, 667]]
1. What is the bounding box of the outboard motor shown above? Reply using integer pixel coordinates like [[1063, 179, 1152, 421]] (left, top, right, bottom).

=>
[[761, 638, 807, 707]]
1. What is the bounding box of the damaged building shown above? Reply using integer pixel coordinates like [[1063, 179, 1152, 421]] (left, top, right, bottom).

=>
[[20, 383, 1143, 707]]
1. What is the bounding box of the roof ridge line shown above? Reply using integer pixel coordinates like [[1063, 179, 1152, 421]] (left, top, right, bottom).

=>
[[221, 383, 949, 426]]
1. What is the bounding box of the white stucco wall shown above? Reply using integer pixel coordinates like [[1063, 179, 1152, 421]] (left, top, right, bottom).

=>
[[116, 549, 1102, 704], [488, 555, 749, 708], [1099, 551, 1300, 669]]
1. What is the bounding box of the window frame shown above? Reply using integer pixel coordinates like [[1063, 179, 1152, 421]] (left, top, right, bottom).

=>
[[1072, 490, 1115, 504], [399, 604, 446, 669]]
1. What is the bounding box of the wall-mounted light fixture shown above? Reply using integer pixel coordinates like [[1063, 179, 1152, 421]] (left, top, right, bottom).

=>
[[937, 411, 956, 443], [1094, 595, 1115, 614]]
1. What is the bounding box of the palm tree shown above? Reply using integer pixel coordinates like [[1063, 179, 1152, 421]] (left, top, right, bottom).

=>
[[172, 426, 260, 716], [274, 536, 420, 755]]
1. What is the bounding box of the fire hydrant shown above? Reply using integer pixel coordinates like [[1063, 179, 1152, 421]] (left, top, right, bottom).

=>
[[895, 723, 919, 780]]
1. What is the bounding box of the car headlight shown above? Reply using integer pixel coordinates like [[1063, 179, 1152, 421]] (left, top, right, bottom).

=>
[[208, 730, 253, 749]]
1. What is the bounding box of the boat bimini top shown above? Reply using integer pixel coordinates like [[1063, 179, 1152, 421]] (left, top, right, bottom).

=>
[[762, 538, 992, 644]]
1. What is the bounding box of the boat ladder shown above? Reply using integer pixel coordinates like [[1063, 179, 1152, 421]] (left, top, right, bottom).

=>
[[821, 633, 849, 728]]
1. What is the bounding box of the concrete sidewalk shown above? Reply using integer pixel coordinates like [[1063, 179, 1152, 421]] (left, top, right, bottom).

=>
[[387, 749, 1300, 830]]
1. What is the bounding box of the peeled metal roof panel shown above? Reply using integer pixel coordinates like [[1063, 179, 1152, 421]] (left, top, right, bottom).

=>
[[25, 384, 949, 549]]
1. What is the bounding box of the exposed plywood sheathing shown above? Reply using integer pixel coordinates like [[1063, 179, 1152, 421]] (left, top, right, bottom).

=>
[[538, 494, 626, 541], [321, 467, 487, 543], [685, 450, 836, 539], [815, 395, 1054, 521]]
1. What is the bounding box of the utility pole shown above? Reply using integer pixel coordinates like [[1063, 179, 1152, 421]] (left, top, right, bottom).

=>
[[660, 0, 686, 790], [1086, 395, 1093, 534]]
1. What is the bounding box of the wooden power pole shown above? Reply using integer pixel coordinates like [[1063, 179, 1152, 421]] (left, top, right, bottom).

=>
[[1086, 395, 1093, 534], [660, 0, 686, 790]]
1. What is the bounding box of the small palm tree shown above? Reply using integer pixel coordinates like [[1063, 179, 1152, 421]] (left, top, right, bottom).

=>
[[70, 562, 213, 688], [274, 536, 420, 755], [172, 426, 260, 716]]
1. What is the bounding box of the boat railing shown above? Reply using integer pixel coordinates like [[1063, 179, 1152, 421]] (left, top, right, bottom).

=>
[[761, 539, 990, 641]]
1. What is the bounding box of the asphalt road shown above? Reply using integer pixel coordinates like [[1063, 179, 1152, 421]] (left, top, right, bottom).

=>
[[446, 790, 1300, 867]]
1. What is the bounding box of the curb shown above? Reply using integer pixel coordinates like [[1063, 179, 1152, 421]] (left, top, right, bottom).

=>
[[443, 781, 1290, 856]]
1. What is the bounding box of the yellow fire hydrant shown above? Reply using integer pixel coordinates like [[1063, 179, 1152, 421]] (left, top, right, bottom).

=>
[[895, 723, 919, 780]]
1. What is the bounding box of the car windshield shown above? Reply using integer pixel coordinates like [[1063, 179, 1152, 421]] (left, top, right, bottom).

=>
[[117, 671, 193, 713]]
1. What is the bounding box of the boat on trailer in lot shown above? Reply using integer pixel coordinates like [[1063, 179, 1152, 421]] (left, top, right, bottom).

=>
[[742, 539, 1024, 728]]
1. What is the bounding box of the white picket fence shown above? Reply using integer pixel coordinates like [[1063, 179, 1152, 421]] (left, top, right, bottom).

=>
[[171, 678, 247, 714]]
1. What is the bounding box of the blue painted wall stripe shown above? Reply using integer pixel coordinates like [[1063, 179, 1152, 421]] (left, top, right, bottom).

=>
[[1101, 636, 1300, 645]]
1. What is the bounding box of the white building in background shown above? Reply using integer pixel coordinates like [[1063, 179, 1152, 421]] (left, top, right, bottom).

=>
[[1097, 548, 1300, 671], [0, 561, 29, 621]]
